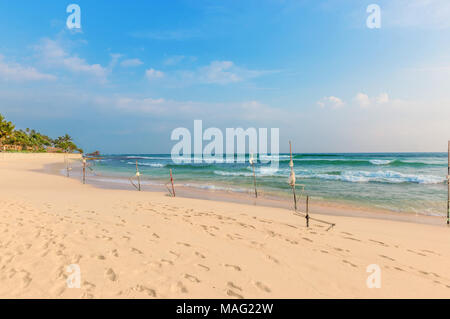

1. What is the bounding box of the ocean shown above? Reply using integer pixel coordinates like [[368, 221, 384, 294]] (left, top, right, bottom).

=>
[[88, 153, 448, 217]]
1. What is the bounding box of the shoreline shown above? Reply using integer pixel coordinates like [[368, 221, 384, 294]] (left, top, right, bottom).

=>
[[1, 152, 450, 298], [44, 157, 447, 227]]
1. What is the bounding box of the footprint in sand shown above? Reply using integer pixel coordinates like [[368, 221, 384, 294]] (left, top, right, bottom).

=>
[[370, 239, 389, 247], [197, 264, 210, 271], [195, 251, 206, 259], [110, 249, 119, 257], [175, 281, 188, 293], [379, 255, 395, 261], [105, 268, 117, 281], [161, 259, 174, 266], [227, 282, 242, 291], [267, 255, 279, 264], [255, 281, 271, 293], [131, 248, 143, 254], [407, 249, 427, 257], [177, 242, 191, 247], [184, 274, 200, 283], [226, 289, 243, 299], [133, 285, 157, 297], [342, 236, 361, 242], [342, 260, 358, 268], [224, 264, 241, 271]]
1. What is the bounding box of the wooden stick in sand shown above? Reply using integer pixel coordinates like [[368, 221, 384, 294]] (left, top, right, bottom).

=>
[[249, 153, 258, 198], [82, 158, 86, 184], [170, 169, 176, 197], [306, 195, 310, 228], [128, 160, 141, 191], [135, 160, 141, 191], [288, 141, 335, 230], [288, 141, 297, 211], [64, 153, 69, 177]]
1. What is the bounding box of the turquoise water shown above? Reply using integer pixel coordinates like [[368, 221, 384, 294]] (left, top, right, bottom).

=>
[[90, 153, 448, 216]]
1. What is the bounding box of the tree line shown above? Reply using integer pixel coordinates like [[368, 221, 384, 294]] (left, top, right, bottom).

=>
[[0, 113, 83, 153]]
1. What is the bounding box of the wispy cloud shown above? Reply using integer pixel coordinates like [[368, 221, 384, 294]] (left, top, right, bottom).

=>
[[145, 68, 164, 79], [0, 55, 56, 82], [120, 58, 143, 67], [93, 94, 295, 125], [317, 96, 345, 109], [35, 38, 108, 81], [354, 92, 389, 108], [130, 29, 202, 40], [180, 60, 273, 85], [353, 92, 370, 108], [381, 0, 450, 29], [163, 55, 196, 66]]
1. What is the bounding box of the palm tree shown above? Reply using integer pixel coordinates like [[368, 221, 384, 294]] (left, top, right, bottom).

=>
[[0, 113, 15, 145]]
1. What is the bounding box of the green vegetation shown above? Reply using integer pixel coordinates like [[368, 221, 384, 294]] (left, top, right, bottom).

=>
[[0, 113, 83, 153]]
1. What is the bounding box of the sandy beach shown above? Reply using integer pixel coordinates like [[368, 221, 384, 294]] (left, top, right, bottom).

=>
[[0, 153, 449, 298]]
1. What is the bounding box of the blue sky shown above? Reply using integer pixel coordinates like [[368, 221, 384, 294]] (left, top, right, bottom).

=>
[[0, 0, 449, 153]]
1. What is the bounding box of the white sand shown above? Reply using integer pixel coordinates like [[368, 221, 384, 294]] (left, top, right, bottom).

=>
[[0, 153, 449, 298]]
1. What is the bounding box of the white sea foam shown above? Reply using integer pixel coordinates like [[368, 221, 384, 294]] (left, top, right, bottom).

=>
[[312, 170, 445, 184], [126, 161, 165, 168], [259, 155, 290, 161], [182, 183, 247, 193], [214, 170, 253, 177], [369, 159, 393, 165]]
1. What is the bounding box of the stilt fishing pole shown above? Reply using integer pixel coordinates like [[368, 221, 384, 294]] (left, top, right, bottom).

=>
[[288, 141, 297, 211], [306, 195, 310, 228], [81, 154, 103, 185], [136, 160, 141, 191], [249, 153, 258, 198], [82, 158, 86, 184], [170, 169, 175, 197], [288, 141, 335, 230], [129, 160, 141, 191]]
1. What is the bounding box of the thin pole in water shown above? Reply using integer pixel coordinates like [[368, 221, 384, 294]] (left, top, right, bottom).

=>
[[250, 154, 257, 198], [289, 141, 297, 211], [136, 160, 141, 191], [170, 169, 176, 197]]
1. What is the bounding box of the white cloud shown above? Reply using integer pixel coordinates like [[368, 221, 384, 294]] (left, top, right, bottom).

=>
[[163, 55, 186, 66], [354, 92, 371, 108], [93, 95, 295, 125], [199, 61, 240, 84], [130, 29, 202, 40], [317, 96, 345, 109], [354, 92, 390, 107], [120, 58, 143, 67], [36, 38, 108, 81], [381, 0, 450, 29], [145, 68, 164, 79], [376, 92, 389, 104], [0, 55, 56, 82], [193, 60, 270, 85]]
